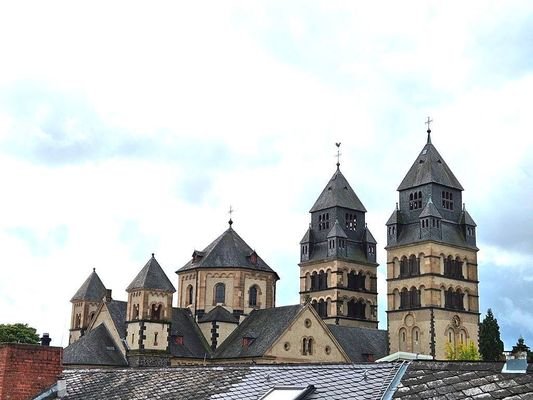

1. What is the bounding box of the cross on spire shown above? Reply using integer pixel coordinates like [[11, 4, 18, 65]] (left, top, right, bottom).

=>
[[425, 116, 433, 144], [228, 205, 234, 227], [335, 142, 342, 169]]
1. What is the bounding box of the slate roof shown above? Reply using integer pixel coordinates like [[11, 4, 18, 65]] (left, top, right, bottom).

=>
[[106, 300, 127, 339], [327, 220, 348, 238], [126, 254, 176, 293], [310, 168, 367, 213], [177, 227, 279, 279], [55, 363, 404, 399], [386, 208, 401, 225], [300, 226, 313, 244], [63, 324, 127, 367], [390, 220, 477, 250], [394, 360, 533, 399], [363, 226, 377, 244], [214, 305, 304, 359], [419, 198, 442, 219], [169, 308, 212, 358], [461, 209, 477, 226], [70, 269, 106, 302], [328, 325, 388, 362], [398, 138, 464, 191], [199, 306, 239, 324]]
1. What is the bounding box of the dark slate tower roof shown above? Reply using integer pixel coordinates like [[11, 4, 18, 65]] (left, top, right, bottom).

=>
[[327, 220, 348, 238], [310, 168, 367, 212], [71, 269, 107, 302], [126, 254, 176, 293], [419, 197, 442, 219], [177, 226, 279, 279], [398, 134, 464, 191]]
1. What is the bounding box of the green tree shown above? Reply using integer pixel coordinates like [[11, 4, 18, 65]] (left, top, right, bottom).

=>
[[445, 340, 481, 360], [0, 323, 40, 344], [479, 309, 504, 361], [512, 336, 533, 362]]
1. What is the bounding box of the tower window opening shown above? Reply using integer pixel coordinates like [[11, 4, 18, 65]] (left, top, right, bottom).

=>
[[444, 256, 464, 279], [318, 213, 330, 230], [151, 304, 162, 320], [249, 285, 258, 307], [186, 285, 193, 306], [154, 332, 158, 346], [215, 283, 226, 304], [442, 191, 454, 210], [345, 213, 357, 231]]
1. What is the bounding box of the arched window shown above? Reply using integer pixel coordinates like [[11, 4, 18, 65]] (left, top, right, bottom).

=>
[[215, 283, 225, 304], [307, 338, 313, 355], [410, 287, 421, 308], [249, 286, 258, 307], [186, 285, 193, 306], [133, 304, 140, 319], [400, 257, 408, 277], [348, 271, 357, 289], [302, 338, 308, 355], [400, 288, 409, 309], [318, 299, 327, 317], [399, 328, 407, 351], [318, 270, 327, 289], [75, 314, 81, 329], [311, 271, 318, 290], [151, 304, 162, 320]]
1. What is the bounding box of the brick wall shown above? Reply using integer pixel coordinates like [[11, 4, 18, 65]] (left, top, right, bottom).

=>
[[0, 343, 63, 400]]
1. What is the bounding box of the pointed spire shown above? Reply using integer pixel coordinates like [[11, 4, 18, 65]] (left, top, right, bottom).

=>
[[126, 254, 176, 293], [71, 269, 107, 302]]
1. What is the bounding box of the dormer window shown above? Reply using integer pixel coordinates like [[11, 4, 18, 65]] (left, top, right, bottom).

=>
[[467, 227, 475, 236], [248, 251, 258, 265], [175, 335, 184, 345], [242, 336, 255, 348], [368, 245, 375, 255], [192, 250, 205, 264]]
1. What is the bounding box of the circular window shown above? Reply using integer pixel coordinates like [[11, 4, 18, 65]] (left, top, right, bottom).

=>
[[284, 342, 291, 351], [304, 319, 312, 328], [325, 345, 331, 355]]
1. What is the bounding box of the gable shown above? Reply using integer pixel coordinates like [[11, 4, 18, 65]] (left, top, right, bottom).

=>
[[87, 302, 127, 357], [265, 307, 350, 363]]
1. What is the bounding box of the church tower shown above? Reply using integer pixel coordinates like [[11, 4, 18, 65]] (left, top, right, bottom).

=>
[[69, 268, 107, 344], [125, 253, 176, 366], [386, 124, 479, 360], [299, 153, 378, 328]]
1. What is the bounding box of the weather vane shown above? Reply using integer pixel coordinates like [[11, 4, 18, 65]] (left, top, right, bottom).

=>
[[228, 205, 234, 227], [335, 142, 342, 168], [425, 116, 433, 144], [425, 116, 433, 133]]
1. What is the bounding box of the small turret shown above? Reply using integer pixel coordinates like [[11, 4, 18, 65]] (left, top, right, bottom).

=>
[[69, 268, 107, 344]]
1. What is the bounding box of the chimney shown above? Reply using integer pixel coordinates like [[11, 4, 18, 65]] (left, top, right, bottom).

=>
[[40, 333, 52, 346], [105, 289, 112, 302]]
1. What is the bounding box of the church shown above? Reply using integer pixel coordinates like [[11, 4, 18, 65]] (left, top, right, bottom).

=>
[[64, 124, 479, 367]]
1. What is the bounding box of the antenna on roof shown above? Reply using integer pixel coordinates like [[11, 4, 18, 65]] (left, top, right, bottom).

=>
[[335, 142, 342, 169], [425, 116, 433, 144]]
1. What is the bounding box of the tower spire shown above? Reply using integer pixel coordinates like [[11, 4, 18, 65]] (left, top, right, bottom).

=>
[[425, 116, 433, 144], [228, 205, 234, 228]]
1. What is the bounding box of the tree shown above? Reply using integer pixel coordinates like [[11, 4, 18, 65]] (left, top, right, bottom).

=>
[[0, 323, 40, 344], [445, 340, 481, 360], [512, 336, 533, 362], [479, 309, 504, 361]]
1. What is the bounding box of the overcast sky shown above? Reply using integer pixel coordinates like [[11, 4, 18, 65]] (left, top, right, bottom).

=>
[[0, 1, 531, 350]]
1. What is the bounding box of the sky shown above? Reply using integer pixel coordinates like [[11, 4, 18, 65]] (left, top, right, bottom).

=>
[[0, 1, 531, 350]]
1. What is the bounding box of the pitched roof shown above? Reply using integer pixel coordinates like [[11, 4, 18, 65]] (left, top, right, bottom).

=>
[[106, 300, 127, 339], [419, 198, 442, 219], [214, 305, 304, 359], [56, 363, 404, 399], [461, 209, 477, 226], [70, 269, 107, 302], [310, 168, 367, 213], [398, 138, 464, 191], [198, 306, 239, 324], [394, 360, 533, 399], [363, 226, 377, 244], [177, 227, 278, 278], [328, 325, 388, 362], [386, 208, 401, 225], [63, 324, 127, 367], [300, 226, 313, 244], [327, 220, 348, 238], [126, 254, 175, 293], [169, 308, 212, 359]]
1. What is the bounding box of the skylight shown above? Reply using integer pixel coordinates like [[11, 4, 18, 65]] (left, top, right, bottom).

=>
[[260, 385, 315, 400]]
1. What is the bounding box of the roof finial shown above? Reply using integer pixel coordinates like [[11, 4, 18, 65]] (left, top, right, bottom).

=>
[[228, 205, 234, 228], [335, 142, 342, 169], [93, 267, 96, 272], [425, 116, 433, 144], [152, 252, 155, 258]]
